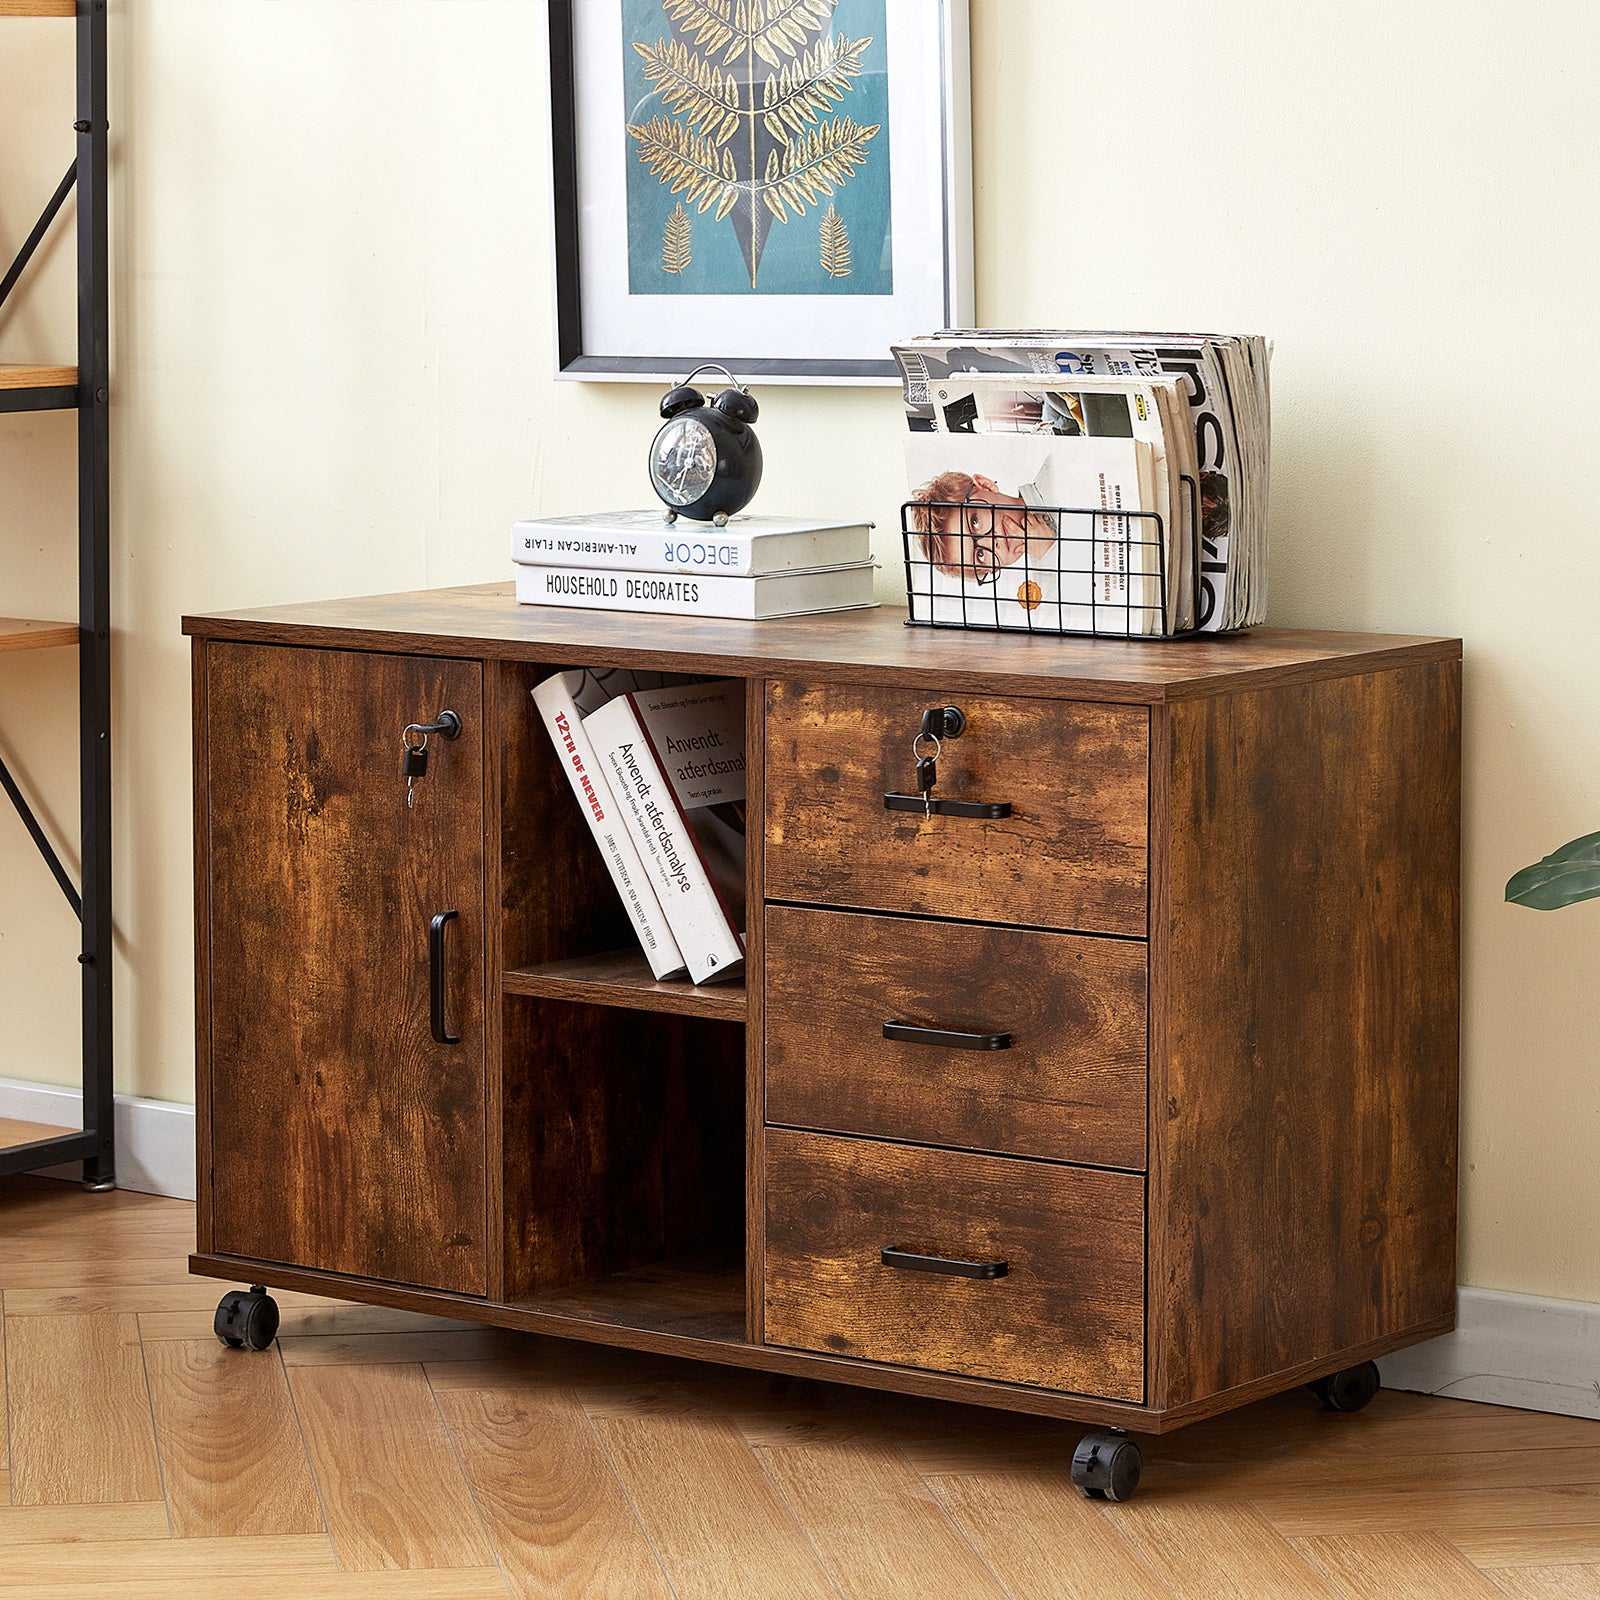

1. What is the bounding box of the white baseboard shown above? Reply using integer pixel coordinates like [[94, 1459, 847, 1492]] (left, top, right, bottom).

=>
[[1379, 1287, 1600, 1419], [0, 1076, 195, 1201]]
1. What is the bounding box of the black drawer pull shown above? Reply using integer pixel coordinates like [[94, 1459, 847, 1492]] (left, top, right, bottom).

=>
[[883, 793, 1012, 820], [881, 1247, 1009, 1280], [883, 1020, 1012, 1052], [429, 909, 461, 1046]]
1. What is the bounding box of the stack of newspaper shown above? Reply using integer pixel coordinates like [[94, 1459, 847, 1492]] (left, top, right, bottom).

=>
[[891, 330, 1271, 636]]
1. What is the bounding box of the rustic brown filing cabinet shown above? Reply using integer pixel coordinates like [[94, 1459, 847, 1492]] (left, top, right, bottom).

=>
[[185, 586, 1461, 1498]]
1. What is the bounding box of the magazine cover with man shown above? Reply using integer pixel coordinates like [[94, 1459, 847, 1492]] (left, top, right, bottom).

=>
[[903, 432, 1168, 637]]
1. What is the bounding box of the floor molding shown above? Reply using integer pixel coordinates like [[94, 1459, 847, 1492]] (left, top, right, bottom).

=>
[[0, 1076, 195, 1200], [1379, 1286, 1600, 1419]]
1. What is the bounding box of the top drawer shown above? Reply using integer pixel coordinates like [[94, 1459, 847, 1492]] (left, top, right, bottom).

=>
[[764, 682, 1148, 936]]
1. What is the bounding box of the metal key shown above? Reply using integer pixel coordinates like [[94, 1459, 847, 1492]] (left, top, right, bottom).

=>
[[912, 733, 941, 820], [400, 711, 461, 810], [403, 732, 429, 808]]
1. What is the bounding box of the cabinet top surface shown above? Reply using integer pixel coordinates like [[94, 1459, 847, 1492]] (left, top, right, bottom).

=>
[[182, 582, 1460, 702]]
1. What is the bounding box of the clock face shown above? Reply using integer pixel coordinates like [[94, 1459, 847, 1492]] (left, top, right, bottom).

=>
[[650, 416, 717, 507]]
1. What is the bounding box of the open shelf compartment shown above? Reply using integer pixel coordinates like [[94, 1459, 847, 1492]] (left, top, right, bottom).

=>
[[493, 658, 754, 1341]]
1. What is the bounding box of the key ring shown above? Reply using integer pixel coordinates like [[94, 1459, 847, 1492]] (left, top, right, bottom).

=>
[[912, 731, 941, 762], [403, 724, 429, 751]]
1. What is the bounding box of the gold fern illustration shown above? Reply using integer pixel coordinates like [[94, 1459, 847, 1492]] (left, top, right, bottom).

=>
[[628, 0, 881, 288], [662, 203, 693, 274], [819, 203, 851, 277]]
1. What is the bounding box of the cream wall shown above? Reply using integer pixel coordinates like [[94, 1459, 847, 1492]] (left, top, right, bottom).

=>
[[1, 1, 1596, 1301]]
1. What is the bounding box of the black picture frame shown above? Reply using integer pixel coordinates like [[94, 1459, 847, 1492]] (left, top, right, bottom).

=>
[[546, 0, 972, 385]]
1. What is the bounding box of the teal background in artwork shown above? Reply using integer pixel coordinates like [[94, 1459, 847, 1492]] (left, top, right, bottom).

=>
[[622, 0, 893, 297]]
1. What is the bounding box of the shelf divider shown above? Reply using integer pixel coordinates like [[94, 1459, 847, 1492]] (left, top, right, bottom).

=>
[[504, 947, 747, 1022]]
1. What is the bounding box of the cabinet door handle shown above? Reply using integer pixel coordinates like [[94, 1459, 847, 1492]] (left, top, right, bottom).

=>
[[883, 1020, 1012, 1051], [429, 910, 461, 1045], [883, 793, 1012, 820], [881, 1247, 1009, 1280]]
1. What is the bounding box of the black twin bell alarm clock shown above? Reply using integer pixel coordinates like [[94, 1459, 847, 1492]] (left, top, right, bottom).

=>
[[648, 363, 763, 526]]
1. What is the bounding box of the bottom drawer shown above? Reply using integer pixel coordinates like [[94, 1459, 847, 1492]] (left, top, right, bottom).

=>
[[763, 1128, 1144, 1399]]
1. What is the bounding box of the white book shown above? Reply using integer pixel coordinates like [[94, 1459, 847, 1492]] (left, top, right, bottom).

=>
[[530, 670, 687, 981], [512, 510, 873, 576], [585, 680, 747, 986], [515, 561, 877, 620]]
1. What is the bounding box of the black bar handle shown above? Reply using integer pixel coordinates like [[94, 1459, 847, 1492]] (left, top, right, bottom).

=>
[[881, 1247, 1009, 1280], [883, 793, 1012, 820], [429, 910, 460, 1045], [883, 1020, 1012, 1052]]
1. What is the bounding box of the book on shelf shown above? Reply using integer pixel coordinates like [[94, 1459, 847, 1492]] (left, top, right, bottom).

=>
[[904, 431, 1168, 637], [512, 510, 873, 576], [585, 679, 747, 986], [891, 329, 1270, 633], [514, 560, 877, 620], [530, 669, 688, 981]]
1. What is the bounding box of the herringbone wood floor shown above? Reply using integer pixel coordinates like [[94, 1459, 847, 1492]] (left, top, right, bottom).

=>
[[2, 1175, 1599, 1598]]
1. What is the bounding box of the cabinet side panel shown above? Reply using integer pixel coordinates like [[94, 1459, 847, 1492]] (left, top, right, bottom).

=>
[[746, 677, 767, 1342], [482, 661, 508, 1302], [192, 640, 214, 1252], [1158, 660, 1461, 1405]]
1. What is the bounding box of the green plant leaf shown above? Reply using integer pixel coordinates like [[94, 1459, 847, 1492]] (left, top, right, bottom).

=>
[[1505, 830, 1600, 909]]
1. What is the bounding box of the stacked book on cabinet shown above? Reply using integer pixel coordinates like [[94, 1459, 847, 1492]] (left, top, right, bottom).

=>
[[512, 511, 877, 619], [532, 669, 747, 986]]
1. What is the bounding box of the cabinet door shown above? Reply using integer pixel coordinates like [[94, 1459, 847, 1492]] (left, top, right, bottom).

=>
[[204, 642, 488, 1295]]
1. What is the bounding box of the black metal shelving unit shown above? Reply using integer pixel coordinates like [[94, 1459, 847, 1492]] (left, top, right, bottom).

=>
[[0, 0, 113, 1190]]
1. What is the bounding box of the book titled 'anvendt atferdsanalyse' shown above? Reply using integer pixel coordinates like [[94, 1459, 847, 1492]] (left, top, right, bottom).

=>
[[584, 679, 747, 985]]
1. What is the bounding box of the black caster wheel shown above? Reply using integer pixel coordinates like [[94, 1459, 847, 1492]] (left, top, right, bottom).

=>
[[214, 1285, 280, 1352], [1307, 1360, 1381, 1413], [1071, 1431, 1143, 1502]]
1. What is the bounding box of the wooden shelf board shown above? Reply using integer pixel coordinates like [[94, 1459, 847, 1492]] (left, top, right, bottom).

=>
[[504, 948, 746, 1021], [0, 1117, 79, 1152], [0, 617, 77, 653], [0, 364, 77, 388], [0, 0, 76, 16], [515, 1253, 746, 1344]]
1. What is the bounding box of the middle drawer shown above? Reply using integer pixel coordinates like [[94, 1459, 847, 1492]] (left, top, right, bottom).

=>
[[765, 906, 1147, 1169]]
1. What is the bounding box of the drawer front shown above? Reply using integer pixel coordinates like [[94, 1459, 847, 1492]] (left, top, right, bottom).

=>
[[764, 682, 1148, 936], [764, 1128, 1145, 1399], [765, 906, 1147, 1168]]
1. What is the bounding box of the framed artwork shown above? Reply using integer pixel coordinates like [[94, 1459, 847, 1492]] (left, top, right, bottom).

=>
[[547, 0, 972, 384]]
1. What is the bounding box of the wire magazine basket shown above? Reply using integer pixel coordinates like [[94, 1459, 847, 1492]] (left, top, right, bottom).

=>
[[900, 472, 1203, 639]]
